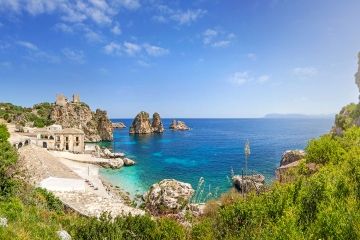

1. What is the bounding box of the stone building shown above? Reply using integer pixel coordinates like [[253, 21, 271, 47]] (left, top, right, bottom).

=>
[[55, 94, 68, 107], [73, 94, 80, 103], [35, 125, 85, 153]]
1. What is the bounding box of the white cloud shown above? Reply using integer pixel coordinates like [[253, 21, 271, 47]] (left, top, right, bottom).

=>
[[153, 5, 206, 25], [16, 40, 60, 63], [143, 44, 169, 57], [116, 0, 141, 10], [16, 41, 38, 50], [54, 23, 73, 33], [104, 41, 169, 57], [203, 29, 218, 44], [247, 53, 257, 61], [202, 28, 235, 48], [62, 48, 85, 64], [111, 22, 122, 35], [230, 72, 251, 86], [211, 40, 230, 48], [171, 9, 206, 25], [104, 42, 122, 55], [123, 41, 142, 56], [293, 67, 318, 77], [257, 75, 270, 84], [230, 72, 270, 86], [0, 0, 125, 26], [137, 60, 151, 67]]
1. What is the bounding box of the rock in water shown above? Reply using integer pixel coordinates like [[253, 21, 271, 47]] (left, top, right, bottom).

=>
[[129, 111, 153, 134], [169, 120, 190, 131], [123, 157, 135, 166], [50, 103, 113, 142], [144, 179, 194, 215], [152, 112, 164, 133], [280, 150, 305, 166], [112, 122, 126, 129], [129, 111, 165, 134]]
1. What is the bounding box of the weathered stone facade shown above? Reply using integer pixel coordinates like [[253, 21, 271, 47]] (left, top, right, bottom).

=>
[[35, 125, 85, 153]]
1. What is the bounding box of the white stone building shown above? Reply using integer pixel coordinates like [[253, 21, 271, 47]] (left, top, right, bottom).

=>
[[35, 125, 85, 153]]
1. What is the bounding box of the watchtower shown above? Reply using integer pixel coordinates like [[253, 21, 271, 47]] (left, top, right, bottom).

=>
[[73, 94, 80, 104], [55, 94, 68, 107]]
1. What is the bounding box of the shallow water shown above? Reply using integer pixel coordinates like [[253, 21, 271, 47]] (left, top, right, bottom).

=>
[[100, 118, 333, 198]]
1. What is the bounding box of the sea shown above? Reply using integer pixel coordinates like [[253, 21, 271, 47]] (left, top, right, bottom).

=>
[[99, 118, 333, 199]]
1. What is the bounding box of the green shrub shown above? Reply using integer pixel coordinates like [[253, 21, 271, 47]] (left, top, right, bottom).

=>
[[305, 134, 345, 164]]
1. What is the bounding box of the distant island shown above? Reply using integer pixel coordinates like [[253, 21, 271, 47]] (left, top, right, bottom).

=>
[[264, 113, 335, 119]]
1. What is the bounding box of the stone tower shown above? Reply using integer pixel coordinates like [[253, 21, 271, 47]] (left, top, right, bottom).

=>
[[55, 94, 68, 107], [356, 52, 360, 101], [73, 94, 80, 103]]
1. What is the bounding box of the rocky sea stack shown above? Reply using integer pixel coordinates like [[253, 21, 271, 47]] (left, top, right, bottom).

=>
[[112, 122, 126, 129], [169, 120, 190, 131], [129, 111, 164, 134], [152, 112, 164, 133]]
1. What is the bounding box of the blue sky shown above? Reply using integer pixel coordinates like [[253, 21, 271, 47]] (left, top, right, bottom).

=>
[[0, 0, 359, 118]]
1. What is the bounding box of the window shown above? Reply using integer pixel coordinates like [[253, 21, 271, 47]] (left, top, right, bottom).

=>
[[65, 137, 69, 142], [76, 136, 79, 142], [75, 143, 79, 146], [56, 136, 60, 141]]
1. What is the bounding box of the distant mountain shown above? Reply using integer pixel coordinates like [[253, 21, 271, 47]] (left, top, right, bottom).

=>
[[264, 113, 335, 119]]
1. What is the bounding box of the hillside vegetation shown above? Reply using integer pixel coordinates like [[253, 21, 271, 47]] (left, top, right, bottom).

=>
[[0, 108, 360, 239], [0, 103, 54, 128]]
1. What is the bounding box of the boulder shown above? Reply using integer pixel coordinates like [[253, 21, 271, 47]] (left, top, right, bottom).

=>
[[280, 150, 305, 166], [0, 217, 7, 227], [232, 174, 265, 193], [169, 120, 190, 131], [152, 112, 164, 133], [112, 122, 126, 129], [129, 111, 153, 134], [99, 158, 124, 169], [123, 158, 135, 166], [144, 179, 194, 215], [57, 230, 72, 240]]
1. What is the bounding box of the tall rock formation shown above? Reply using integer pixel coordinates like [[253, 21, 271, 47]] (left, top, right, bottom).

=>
[[356, 52, 360, 100], [129, 111, 153, 134], [50, 101, 113, 142], [94, 109, 113, 141], [129, 111, 164, 134], [152, 112, 164, 133]]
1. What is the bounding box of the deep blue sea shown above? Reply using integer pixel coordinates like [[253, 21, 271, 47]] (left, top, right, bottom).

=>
[[100, 118, 333, 198]]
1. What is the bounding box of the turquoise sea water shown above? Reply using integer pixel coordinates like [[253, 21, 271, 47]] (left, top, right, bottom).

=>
[[100, 118, 333, 198]]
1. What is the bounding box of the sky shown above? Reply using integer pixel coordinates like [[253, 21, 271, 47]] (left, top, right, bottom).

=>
[[0, 0, 359, 118]]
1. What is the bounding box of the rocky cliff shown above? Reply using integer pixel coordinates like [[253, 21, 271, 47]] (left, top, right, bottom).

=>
[[129, 111, 164, 134], [50, 102, 113, 142], [333, 52, 360, 134]]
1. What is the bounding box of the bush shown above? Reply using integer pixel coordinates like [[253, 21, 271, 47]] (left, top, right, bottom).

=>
[[305, 134, 345, 164]]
